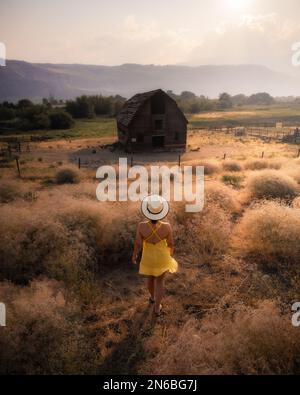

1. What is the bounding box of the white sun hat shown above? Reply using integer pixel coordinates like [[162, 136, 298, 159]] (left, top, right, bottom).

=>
[[141, 194, 170, 221]]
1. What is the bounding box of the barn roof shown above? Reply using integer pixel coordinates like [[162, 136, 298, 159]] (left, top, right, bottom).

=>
[[116, 89, 187, 127]]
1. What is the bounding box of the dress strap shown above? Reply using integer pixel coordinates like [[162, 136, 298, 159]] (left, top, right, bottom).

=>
[[144, 222, 162, 242]]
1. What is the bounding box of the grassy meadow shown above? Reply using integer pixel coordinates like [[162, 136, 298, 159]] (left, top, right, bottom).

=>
[[1, 109, 300, 374], [0, 117, 117, 140], [188, 103, 300, 128]]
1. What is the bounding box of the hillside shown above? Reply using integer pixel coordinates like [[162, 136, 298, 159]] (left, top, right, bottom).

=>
[[0, 60, 299, 102]]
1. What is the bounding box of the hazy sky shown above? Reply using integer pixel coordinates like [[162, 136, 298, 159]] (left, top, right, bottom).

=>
[[1, 0, 300, 72]]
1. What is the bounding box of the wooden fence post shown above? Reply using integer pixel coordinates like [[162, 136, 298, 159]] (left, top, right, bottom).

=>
[[78, 157, 81, 169], [16, 157, 21, 177], [262, 151, 264, 158], [223, 153, 226, 160], [178, 154, 181, 167], [130, 156, 133, 167]]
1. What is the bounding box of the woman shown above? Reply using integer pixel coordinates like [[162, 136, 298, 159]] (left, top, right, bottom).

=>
[[132, 194, 178, 316]]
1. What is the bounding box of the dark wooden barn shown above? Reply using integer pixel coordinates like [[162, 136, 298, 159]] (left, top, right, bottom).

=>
[[116, 89, 188, 152]]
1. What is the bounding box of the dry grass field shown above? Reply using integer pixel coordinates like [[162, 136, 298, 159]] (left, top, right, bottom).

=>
[[1, 127, 300, 374]]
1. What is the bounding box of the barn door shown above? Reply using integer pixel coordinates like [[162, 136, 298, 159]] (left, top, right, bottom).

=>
[[152, 135, 165, 148]]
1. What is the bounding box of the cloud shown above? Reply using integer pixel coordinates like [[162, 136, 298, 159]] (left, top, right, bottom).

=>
[[68, 15, 195, 66], [188, 13, 300, 73], [22, 10, 300, 74], [81, 12, 300, 73]]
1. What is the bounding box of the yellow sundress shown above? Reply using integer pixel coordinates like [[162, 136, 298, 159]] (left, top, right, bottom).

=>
[[139, 222, 178, 277]]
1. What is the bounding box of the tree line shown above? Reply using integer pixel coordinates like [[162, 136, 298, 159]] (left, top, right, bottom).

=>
[[65, 95, 126, 118], [0, 91, 292, 132], [167, 91, 276, 113], [0, 99, 74, 130], [0, 95, 126, 131]]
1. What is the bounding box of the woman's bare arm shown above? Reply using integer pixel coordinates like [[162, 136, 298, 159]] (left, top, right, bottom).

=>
[[166, 224, 174, 256], [132, 223, 143, 264]]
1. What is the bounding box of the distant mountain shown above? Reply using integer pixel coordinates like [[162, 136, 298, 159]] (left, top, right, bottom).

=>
[[0, 60, 299, 102]]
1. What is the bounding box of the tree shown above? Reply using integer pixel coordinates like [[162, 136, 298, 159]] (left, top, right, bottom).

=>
[[247, 92, 274, 105], [180, 91, 196, 101], [218, 92, 232, 109], [49, 111, 74, 129], [65, 95, 126, 118], [231, 94, 248, 106], [66, 96, 95, 118], [19, 105, 50, 130], [17, 99, 33, 109], [0, 107, 16, 121]]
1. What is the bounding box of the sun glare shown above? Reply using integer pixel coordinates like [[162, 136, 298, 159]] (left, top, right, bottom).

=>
[[226, 0, 251, 11]]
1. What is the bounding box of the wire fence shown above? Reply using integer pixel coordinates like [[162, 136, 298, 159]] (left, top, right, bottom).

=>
[[194, 126, 300, 143]]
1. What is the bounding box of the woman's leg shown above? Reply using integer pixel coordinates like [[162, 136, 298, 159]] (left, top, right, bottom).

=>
[[147, 276, 155, 300], [154, 273, 166, 314]]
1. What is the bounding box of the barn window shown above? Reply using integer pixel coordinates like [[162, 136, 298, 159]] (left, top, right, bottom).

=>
[[174, 132, 179, 141], [151, 94, 165, 114], [137, 133, 144, 143], [154, 119, 163, 131]]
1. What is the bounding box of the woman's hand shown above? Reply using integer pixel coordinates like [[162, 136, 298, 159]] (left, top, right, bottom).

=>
[[132, 223, 142, 265], [131, 255, 137, 265]]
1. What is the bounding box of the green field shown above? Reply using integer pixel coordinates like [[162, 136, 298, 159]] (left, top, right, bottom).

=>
[[0, 117, 117, 140], [188, 104, 300, 128]]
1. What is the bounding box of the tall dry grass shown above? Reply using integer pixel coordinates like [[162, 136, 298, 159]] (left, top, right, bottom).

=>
[[222, 161, 243, 172], [0, 179, 37, 203], [232, 201, 300, 276], [172, 200, 231, 264], [245, 170, 298, 200], [147, 300, 300, 375], [193, 161, 220, 175], [0, 280, 101, 374], [205, 182, 241, 214], [0, 193, 140, 296], [55, 166, 82, 184], [292, 196, 300, 208], [244, 159, 282, 171]]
